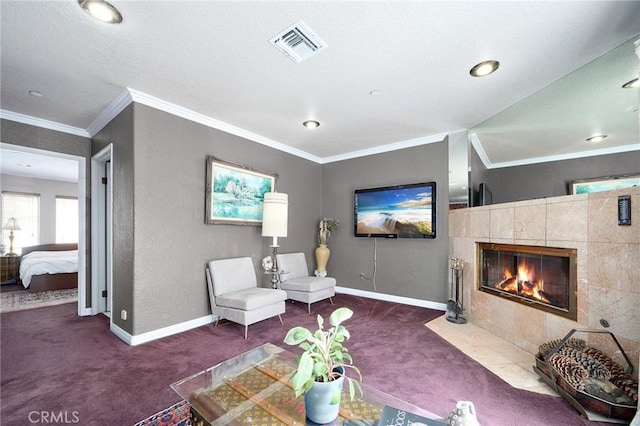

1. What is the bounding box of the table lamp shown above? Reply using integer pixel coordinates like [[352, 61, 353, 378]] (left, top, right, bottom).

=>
[[3, 217, 21, 256], [262, 192, 288, 288]]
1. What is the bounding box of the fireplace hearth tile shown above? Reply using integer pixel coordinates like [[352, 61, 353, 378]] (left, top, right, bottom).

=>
[[425, 316, 560, 397], [490, 207, 514, 240], [589, 242, 639, 293], [546, 199, 588, 242], [587, 287, 640, 342], [514, 203, 546, 240]]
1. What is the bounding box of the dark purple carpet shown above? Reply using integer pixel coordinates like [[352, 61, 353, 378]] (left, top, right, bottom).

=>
[[1, 294, 605, 425]]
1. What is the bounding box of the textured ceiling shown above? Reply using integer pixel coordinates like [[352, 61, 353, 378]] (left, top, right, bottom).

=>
[[1, 1, 639, 177]]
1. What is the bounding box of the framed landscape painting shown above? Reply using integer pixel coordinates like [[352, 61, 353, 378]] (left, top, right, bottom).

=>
[[568, 174, 640, 195], [205, 156, 276, 225]]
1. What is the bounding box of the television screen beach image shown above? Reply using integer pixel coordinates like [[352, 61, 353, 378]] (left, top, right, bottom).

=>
[[354, 182, 436, 238]]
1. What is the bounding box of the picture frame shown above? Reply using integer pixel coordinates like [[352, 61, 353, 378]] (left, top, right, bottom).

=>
[[568, 173, 640, 195], [205, 156, 277, 225]]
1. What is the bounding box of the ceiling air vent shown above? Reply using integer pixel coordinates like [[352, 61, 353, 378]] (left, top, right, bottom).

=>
[[269, 20, 327, 63]]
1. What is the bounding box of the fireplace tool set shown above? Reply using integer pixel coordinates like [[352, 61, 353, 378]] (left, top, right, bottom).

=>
[[446, 257, 466, 324]]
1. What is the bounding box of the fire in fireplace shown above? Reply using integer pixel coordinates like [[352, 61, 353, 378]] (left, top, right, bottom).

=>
[[477, 243, 577, 320]]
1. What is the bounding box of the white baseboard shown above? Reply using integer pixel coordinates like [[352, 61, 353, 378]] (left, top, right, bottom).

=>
[[110, 314, 216, 346], [110, 290, 444, 346], [335, 286, 447, 311]]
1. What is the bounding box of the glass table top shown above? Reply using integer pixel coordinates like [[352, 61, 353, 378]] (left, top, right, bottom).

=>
[[171, 343, 441, 426]]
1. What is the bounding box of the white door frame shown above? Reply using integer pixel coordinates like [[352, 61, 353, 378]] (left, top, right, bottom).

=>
[[0, 142, 89, 315], [90, 144, 113, 317]]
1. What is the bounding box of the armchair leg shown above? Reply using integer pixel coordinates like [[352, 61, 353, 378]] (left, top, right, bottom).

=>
[[215, 316, 220, 327], [329, 297, 334, 305], [278, 314, 283, 325], [244, 325, 248, 339], [307, 303, 311, 315]]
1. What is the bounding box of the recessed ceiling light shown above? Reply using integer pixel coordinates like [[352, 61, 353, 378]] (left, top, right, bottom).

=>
[[303, 120, 320, 129], [622, 78, 639, 89], [28, 90, 43, 97], [16, 163, 32, 168], [469, 60, 500, 77], [369, 90, 381, 96], [586, 134, 608, 143], [78, 0, 123, 24]]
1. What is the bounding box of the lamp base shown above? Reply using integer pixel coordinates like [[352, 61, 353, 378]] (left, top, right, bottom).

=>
[[5, 252, 18, 257], [269, 245, 279, 289]]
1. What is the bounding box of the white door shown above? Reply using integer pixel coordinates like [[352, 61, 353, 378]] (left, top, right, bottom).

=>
[[91, 145, 113, 316]]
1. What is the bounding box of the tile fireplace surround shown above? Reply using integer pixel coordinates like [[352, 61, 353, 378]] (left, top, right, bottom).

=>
[[449, 187, 639, 378]]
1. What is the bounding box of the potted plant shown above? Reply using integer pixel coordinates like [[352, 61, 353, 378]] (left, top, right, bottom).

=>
[[283, 307, 362, 424]]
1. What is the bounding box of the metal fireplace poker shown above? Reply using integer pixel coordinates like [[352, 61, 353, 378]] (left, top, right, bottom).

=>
[[447, 257, 466, 324]]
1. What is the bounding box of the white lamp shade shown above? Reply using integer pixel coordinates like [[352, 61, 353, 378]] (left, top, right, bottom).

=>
[[3, 217, 21, 231], [262, 192, 288, 238]]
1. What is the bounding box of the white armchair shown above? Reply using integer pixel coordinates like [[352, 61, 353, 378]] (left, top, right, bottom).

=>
[[276, 252, 335, 314], [206, 257, 287, 339]]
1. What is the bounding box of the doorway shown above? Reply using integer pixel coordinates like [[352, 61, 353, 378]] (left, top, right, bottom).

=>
[[0, 142, 88, 315]]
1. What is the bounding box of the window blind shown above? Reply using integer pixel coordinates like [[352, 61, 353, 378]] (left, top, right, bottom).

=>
[[1, 191, 41, 255]]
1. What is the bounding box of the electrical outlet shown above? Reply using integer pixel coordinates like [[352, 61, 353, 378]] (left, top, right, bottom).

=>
[[121, 309, 127, 321], [359, 273, 365, 280]]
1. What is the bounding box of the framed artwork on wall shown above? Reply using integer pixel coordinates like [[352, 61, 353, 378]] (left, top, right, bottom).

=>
[[568, 173, 640, 195], [205, 156, 277, 225]]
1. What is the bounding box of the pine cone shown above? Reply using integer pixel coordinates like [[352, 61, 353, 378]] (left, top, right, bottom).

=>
[[538, 338, 587, 358], [556, 347, 610, 380], [549, 354, 588, 390], [611, 377, 638, 403], [581, 347, 630, 380]]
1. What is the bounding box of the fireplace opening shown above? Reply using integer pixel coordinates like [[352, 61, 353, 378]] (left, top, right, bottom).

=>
[[477, 243, 577, 320]]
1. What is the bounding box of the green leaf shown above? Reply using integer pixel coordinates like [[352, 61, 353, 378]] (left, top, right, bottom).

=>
[[330, 387, 341, 405], [329, 307, 353, 327], [290, 352, 313, 392], [283, 327, 312, 345]]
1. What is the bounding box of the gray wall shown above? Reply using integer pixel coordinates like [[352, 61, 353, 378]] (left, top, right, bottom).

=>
[[0, 175, 78, 245], [321, 141, 450, 302], [92, 105, 136, 334], [123, 103, 322, 334], [469, 143, 640, 204]]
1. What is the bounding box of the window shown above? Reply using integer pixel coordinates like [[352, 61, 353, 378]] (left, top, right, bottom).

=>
[[55, 196, 79, 243], [1, 192, 40, 255]]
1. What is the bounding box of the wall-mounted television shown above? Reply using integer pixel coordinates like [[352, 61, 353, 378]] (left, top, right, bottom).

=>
[[477, 182, 493, 206], [354, 182, 436, 239]]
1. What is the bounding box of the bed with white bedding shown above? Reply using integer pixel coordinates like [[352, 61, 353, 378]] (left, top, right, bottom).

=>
[[19, 243, 78, 292]]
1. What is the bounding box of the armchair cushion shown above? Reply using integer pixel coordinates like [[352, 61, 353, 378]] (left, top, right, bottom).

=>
[[208, 257, 257, 296], [216, 287, 287, 311], [277, 252, 309, 282], [279, 276, 335, 292]]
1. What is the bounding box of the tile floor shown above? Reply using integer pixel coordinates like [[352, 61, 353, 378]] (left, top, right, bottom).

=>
[[426, 315, 559, 397]]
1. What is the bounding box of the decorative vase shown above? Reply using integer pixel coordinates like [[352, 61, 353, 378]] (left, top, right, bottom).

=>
[[446, 401, 479, 426], [304, 369, 344, 424], [315, 244, 330, 273]]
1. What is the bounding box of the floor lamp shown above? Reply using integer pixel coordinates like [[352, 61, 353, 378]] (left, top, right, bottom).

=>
[[3, 217, 21, 257], [262, 192, 288, 289]]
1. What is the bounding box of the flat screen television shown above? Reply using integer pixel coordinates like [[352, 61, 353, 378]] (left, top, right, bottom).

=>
[[354, 182, 436, 238], [477, 182, 493, 206]]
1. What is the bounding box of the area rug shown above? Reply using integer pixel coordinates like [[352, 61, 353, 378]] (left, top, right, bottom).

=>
[[0, 288, 77, 312], [133, 400, 190, 426]]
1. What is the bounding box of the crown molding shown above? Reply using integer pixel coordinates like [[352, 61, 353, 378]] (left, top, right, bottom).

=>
[[0, 109, 90, 138], [469, 132, 492, 168], [126, 88, 324, 164], [486, 143, 640, 169], [86, 89, 133, 137], [320, 132, 449, 164]]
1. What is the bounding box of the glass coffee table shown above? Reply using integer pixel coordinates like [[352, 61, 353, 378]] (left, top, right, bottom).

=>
[[171, 343, 442, 426]]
